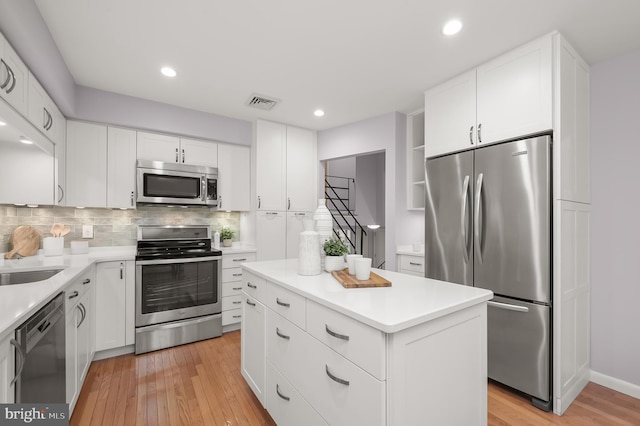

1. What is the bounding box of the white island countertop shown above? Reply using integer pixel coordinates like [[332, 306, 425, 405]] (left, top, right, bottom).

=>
[[0, 246, 136, 339], [242, 259, 493, 333]]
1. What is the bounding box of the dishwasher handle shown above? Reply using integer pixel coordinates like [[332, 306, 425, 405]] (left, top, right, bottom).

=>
[[9, 339, 25, 387]]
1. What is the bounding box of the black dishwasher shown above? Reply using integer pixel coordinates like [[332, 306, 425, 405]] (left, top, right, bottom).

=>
[[13, 292, 66, 403]]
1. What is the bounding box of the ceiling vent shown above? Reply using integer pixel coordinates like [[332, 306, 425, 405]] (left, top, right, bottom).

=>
[[245, 94, 280, 111]]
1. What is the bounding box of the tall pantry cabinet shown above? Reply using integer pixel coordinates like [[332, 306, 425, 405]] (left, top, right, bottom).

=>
[[255, 120, 317, 261]]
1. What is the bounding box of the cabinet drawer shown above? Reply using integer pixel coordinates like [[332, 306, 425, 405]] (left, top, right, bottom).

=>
[[306, 300, 386, 380], [400, 255, 425, 274], [303, 333, 385, 426], [243, 270, 267, 303], [223, 252, 256, 269], [222, 280, 244, 297], [222, 267, 244, 283], [64, 269, 95, 314], [222, 294, 243, 312], [222, 308, 241, 326], [266, 309, 307, 392], [266, 361, 328, 426], [266, 282, 306, 330]]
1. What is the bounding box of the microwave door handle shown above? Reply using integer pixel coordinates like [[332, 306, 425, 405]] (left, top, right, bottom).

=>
[[201, 177, 206, 202]]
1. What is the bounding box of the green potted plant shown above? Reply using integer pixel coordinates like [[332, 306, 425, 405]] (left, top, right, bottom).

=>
[[220, 227, 235, 247], [323, 238, 348, 272]]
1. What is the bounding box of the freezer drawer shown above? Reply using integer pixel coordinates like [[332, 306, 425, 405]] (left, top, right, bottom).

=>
[[487, 296, 550, 402]]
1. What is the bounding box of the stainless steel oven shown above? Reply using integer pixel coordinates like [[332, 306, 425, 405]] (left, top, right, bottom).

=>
[[135, 225, 222, 354]]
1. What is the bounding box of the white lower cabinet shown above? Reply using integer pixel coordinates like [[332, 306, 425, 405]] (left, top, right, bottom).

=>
[[241, 291, 266, 405], [397, 253, 425, 277], [221, 251, 256, 328], [95, 261, 135, 351], [0, 333, 16, 403]]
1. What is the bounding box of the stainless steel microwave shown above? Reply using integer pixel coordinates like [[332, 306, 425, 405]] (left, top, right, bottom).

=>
[[136, 160, 218, 207]]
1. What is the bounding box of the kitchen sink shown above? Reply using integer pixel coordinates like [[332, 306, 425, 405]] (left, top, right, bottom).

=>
[[0, 269, 64, 286]]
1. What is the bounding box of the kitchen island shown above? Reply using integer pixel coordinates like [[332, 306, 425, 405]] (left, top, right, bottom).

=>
[[240, 259, 493, 426]]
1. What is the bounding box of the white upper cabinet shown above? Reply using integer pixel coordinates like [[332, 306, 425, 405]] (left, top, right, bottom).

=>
[[425, 70, 477, 157], [27, 73, 65, 146], [66, 121, 108, 208], [0, 32, 28, 117], [425, 35, 553, 158], [218, 143, 250, 211], [107, 127, 137, 209], [256, 120, 317, 212], [137, 131, 218, 167]]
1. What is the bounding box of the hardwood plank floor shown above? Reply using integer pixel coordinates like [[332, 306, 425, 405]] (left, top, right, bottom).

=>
[[72, 330, 640, 425]]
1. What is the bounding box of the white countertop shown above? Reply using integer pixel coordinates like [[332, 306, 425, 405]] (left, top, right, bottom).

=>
[[220, 244, 256, 254], [0, 246, 136, 340], [242, 259, 492, 333], [396, 244, 424, 256]]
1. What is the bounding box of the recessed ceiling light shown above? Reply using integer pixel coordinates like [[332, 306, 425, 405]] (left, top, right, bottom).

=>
[[442, 19, 463, 36], [314, 109, 325, 117], [161, 66, 177, 77], [19, 137, 33, 145], [0, 120, 7, 126]]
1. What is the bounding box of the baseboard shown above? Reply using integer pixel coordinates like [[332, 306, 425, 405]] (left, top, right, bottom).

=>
[[591, 370, 640, 399], [93, 344, 135, 361]]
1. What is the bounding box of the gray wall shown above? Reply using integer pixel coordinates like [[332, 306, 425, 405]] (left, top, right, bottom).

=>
[[590, 48, 640, 388]]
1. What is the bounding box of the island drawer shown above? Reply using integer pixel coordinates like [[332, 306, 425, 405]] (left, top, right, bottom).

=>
[[306, 300, 386, 380], [302, 331, 385, 426], [222, 267, 244, 283], [223, 252, 256, 269], [266, 361, 328, 426], [242, 270, 267, 303], [266, 308, 308, 391], [266, 282, 306, 330]]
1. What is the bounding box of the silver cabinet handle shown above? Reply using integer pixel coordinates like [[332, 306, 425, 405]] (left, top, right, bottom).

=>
[[275, 327, 290, 340], [9, 339, 25, 387], [43, 107, 50, 130], [232, 301, 241, 305], [266, 212, 278, 216], [247, 282, 257, 289], [130, 191, 134, 207], [0, 59, 10, 90], [77, 303, 86, 327], [294, 212, 306, 216], [219, 196, 222, 209], [58, 185, 64, 203], [68, 290, 79, 299], [181, 148, 185, 163], [232, 315, 241, 319], [276, 298, 290, 308], [83, 278, 91, 285], [287, 197, 291, 210], [175, 148, 179, 163], [474, 173, 484, 264], [477, 123, 482, 143], [487, 300, 529, 313], [233, 258, 247, 262], [5, 63, 16, 94], [258, 196, 261, 209], [276, 384, 290, 401], [409, 262, 423, 266], [246, 299, 256, 307], [460, 175, 470, 264], [325, 324, 349, 341], [469, 126, 474, 145], [232, 287, 242, 291], [232, 273, 243, 277], [120, 262, 124, 280], [325, 365, 349, 386]]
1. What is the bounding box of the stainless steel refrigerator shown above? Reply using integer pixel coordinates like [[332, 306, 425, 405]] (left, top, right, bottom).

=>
[[424, 134, 552, 410]]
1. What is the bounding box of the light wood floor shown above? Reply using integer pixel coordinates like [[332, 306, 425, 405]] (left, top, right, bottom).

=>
[[72, 330, 640, 425]]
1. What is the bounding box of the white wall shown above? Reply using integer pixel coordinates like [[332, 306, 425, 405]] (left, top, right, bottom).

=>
[[590, 48, 640, 390]]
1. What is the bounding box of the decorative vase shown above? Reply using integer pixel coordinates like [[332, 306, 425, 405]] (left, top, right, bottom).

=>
[[223, 239, 232, 247], [298, 220, 321, 275], [313, 199, 333, 266], [324, 255, 345, 273]]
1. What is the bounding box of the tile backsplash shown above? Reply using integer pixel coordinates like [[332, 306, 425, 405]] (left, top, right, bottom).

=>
[[0, 205, 240, 252]]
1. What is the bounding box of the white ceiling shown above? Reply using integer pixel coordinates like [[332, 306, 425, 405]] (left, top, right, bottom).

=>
[[34, 0, 640, 131]]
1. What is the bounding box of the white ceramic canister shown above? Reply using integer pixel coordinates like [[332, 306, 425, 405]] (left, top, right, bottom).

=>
[[313, 199, 333, 265], [298, 219, 321, 275]]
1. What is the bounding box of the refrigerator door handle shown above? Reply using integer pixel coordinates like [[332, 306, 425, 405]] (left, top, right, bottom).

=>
[[474, 173, 484, 264], [487, 300, 530, 313], [460, 175, 470, 264]]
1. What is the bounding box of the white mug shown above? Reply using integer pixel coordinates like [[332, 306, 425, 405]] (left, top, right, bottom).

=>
[[355, 257, 372, 281], [346, 254, 363, 275]]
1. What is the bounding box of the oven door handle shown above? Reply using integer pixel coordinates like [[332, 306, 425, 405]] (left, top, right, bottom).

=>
[[136, 255, 222, 265]]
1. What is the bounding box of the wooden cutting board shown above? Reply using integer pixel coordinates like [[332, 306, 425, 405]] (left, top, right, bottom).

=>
[[4, 226, 42, 259], [331, 268, 391, 289]]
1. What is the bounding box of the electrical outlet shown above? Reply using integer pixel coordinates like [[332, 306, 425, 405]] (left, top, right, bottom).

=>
[[82, 225, 94, 239]]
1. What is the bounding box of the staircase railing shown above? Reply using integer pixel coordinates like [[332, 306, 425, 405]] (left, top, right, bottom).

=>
[[324, 177, 367, 254]]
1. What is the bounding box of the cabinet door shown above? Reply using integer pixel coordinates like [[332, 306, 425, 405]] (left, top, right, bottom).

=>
[[65, 308, 79, 406], [180, 138, 218, 167], [95, 262, 127, 351], [66, 121, 107, 208], [256, 120, 287, 211], [136, 131, 180, 163], [0, 34, 29, 116], [77, 287, 93, 386], [0, 334, 15, 403], [286, 211, 311, 259], [286, 126, 316, 212], [424, 70, 476, 158], [241, 294, 266, 406], [107, 127, 137, 208], [256, 211, 286, 261], [218, 143, 250, 211], [476, 35, 552, 145]]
